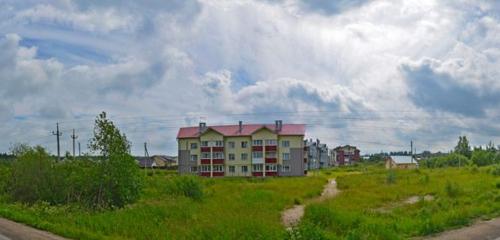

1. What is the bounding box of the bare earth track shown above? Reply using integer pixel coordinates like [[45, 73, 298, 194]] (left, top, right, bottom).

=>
[[281, 179, 339, 228], [422, 218, 500, 240], [0, 218, 68, 240]]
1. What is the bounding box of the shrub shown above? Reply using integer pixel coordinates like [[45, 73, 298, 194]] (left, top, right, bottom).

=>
[[496, 181, 500, 189], [386, 170, 396, 184], [491, 165, 500, 176], [445, 181, 461, 198], [166, 175, 204, 201], [471, 149, 496, 167], [294, 198, 302, 205]]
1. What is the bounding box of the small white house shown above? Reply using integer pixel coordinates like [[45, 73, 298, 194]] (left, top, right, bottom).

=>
[[385, 156, 418, 169]]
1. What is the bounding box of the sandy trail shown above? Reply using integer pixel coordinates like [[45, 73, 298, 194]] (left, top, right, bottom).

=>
[[422, 218, 500, 240], [281, 179, 339, 228], [0, 218, 68, 240]]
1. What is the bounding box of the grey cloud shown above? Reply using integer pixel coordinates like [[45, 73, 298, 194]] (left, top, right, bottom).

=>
[[298, 0, 370, 15], [401, 58, 500, 117]]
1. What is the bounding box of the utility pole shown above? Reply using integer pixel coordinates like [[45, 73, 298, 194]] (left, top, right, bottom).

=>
[[410, 140, 413, 164], [52, 123, 62, 161], [78, 142, 81, 157], [71, 129, 78, 159], [144, 142, 152, 175]]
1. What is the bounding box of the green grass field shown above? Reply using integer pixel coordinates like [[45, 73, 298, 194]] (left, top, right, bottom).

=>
[[298, 167, 500, 239], [0, 165, 499, 239], [0, 173, 327, 239]]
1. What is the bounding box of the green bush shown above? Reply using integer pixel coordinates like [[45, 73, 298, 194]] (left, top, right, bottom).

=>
[[166, 175, 204, 201], [491, 165, 500, 176], [445, 181, 461, 198], [386, 170, 396, 184], [286, 222, 328, 240], [496, 181, 500, 189], [471, 150, 496, 167]]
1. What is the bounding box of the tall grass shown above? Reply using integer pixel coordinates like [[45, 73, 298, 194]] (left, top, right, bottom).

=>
[[299, 167, 500, 239], [0, 174, 327, 239]]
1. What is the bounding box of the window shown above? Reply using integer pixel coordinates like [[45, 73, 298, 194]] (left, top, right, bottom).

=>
[[215, 141, 224, 147], [201, 152, 211, 159], [265, 164, 277, 171], [282, 140, 290, 147], [252, 164, 263, 172], [228, 141, 235, 149], [190, 166, 198, 173], [241, 166, 248, 173], [265, 139, 277, 145], [252, 151, 263, 159], [282, 153, 290, 161], [190, 143, 198, 149], [190, 155, 198, 161], [241, 153, 248, 160], [228, 153, 235, 161], [241, 141, 248, 148], [253, 140, 263, 146], [213, 152, 224, 159], [201, 165, 211, 172], [229, 166, 235, 173], [213, 165, 224, 172], [282, 165, 291, 172], [266, 152, 276, 158], [201, 141, 208, 147]]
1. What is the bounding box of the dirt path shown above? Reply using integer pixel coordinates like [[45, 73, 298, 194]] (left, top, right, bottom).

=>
[[0, 218, 68, 240], [281, 179, 339, 228], [422, 218, 500, 240]]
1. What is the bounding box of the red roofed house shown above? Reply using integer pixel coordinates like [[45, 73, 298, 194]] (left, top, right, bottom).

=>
[[177, 120, 307, 177]]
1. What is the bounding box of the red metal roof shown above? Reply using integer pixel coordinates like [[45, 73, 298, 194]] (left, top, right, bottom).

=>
[[177, 124, 306, 139]]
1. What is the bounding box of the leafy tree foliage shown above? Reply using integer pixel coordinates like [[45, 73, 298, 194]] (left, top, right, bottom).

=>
[[454, 136, 471, 158], [88, 112, 142, 208], [6, 112, 143, 209]]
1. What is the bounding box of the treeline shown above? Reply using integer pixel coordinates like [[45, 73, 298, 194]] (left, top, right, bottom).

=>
[[0, 112, 143, 209], [420, 136, 500, 168]]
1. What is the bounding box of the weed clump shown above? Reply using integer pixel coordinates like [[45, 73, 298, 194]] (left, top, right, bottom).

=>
[[491, 165, 500, 176], [386, 170, 396, 184], [166, 175, 204, 201], [445, 181, 461, 198]]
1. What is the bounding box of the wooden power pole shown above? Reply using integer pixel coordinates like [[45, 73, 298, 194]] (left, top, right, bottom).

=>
[[52, 123, 62, 161]]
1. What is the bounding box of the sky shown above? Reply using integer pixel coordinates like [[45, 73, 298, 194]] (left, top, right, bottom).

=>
[[0, 0, 499, 156]]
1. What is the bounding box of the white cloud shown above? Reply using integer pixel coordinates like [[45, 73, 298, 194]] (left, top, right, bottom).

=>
[[1, 0, 500, 154]]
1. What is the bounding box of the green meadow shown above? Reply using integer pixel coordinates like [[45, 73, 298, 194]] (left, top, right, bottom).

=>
[[0, 165, 499, 239], [297, 166, 500, 239], [0, 171, 327, 240]]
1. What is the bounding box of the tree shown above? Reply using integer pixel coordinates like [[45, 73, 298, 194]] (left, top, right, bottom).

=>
[[88, 112, 142, 208], [454, 136, 471, 158]]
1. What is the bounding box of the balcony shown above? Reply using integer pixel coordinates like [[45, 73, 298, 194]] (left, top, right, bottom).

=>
[[252, 146, 263, 151], [200, 172, 210, 177], [212, 172, 225, 177], [212, 146, 224, 152], [201, 147, 210, 152], [265, 145, 277, 152], [200, 159, 211, 164], [266, 171, 278, 177], [252, 172, 263, 177], [212, 159, 224, 164], [265, 158, 277, 164]]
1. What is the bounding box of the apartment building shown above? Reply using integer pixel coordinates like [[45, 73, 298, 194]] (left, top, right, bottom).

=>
[[177, 121, 306, 177], [331, 145, 360, 166], [304, 139, 330, 169]]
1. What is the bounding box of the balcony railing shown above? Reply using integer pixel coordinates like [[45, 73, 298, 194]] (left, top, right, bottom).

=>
[[252, 157, 264, 164], [252, 146, 263, 151], [265, 158, 277, 164], [212, 159, 224, 164], [212, 146, 224, 152], [200, 159, 210, 164], [201, 147, 211, 152], [265, 145, 277, 151]]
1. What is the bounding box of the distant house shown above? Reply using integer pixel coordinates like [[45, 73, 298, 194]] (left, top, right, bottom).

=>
[[137, 155, 177, 169], [137, 157, 156, 168], [331, 145, 360, 166], [385, 156, 418, 169], [304, 139, 330, 170]]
